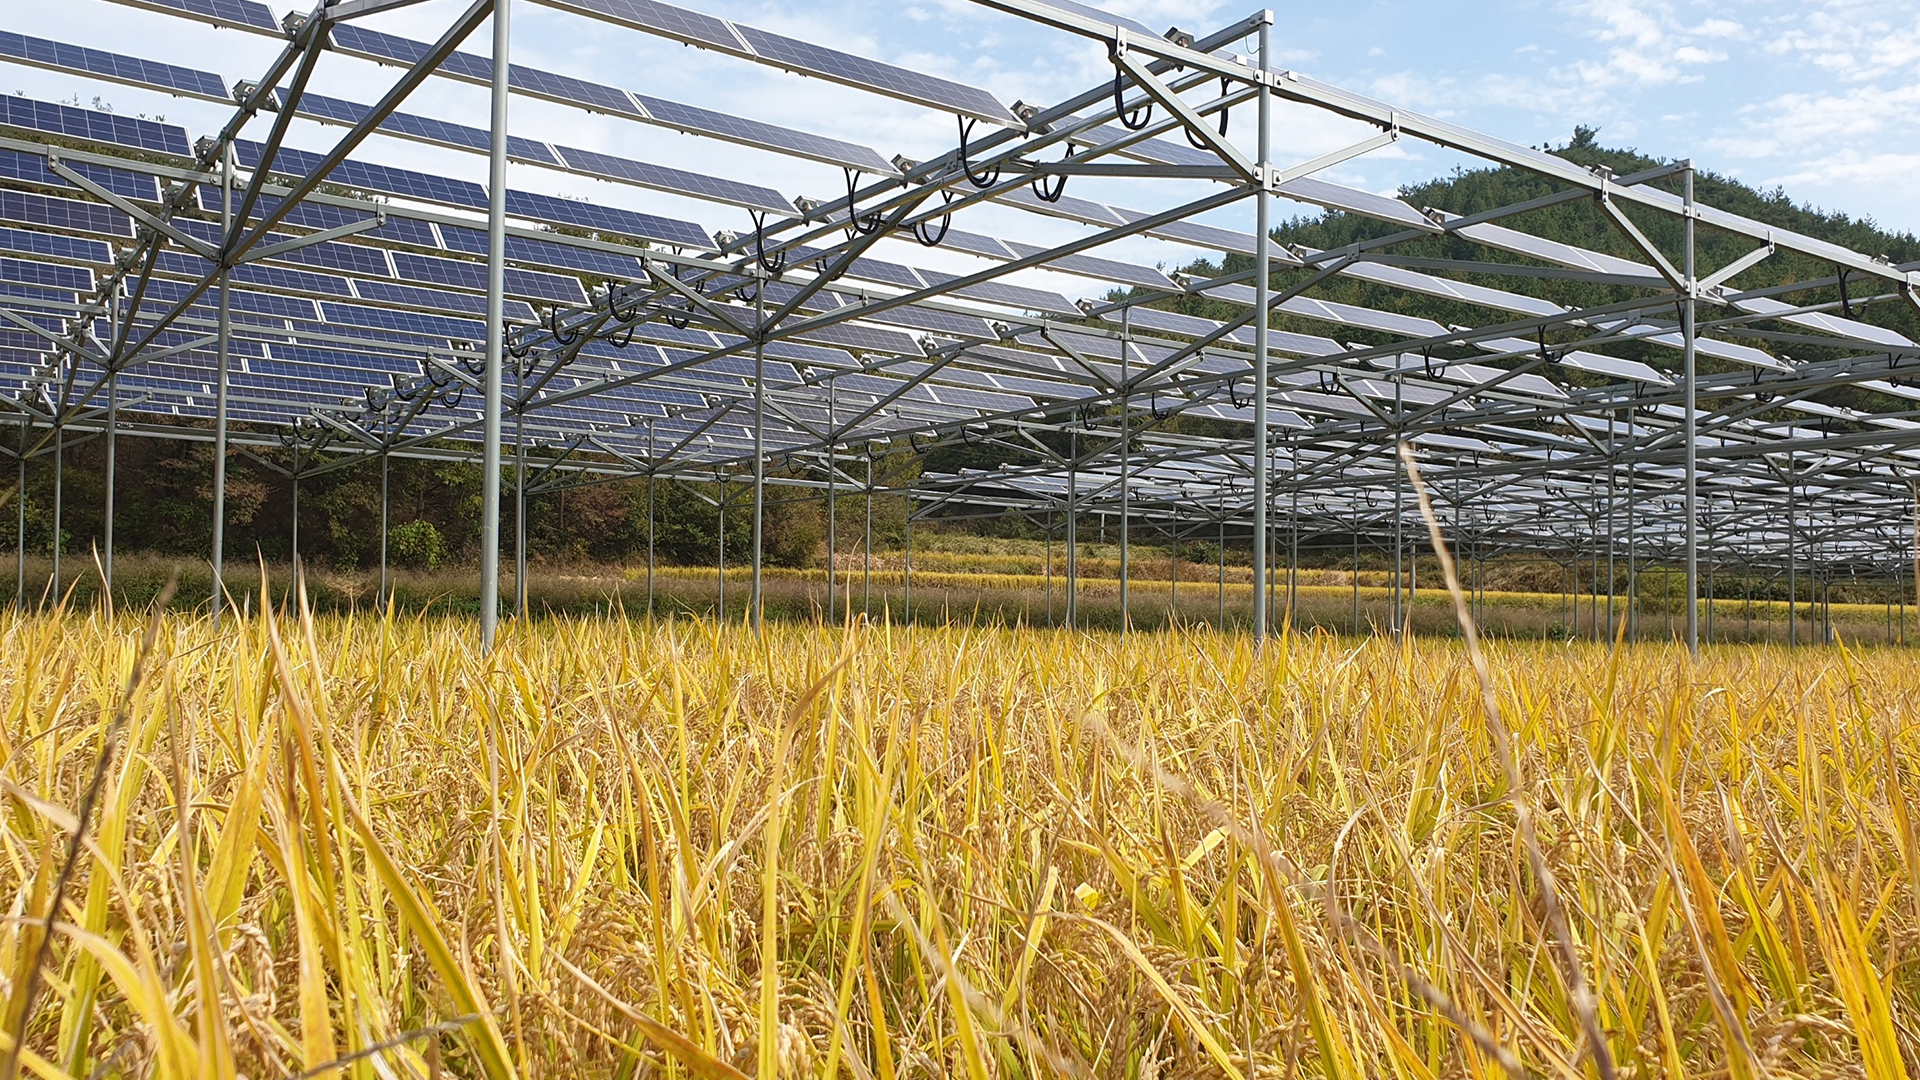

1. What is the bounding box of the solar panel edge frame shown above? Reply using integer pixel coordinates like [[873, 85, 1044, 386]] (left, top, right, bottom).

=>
[[327, 26, 897, 175], [534, 0, 1019, 126], [99, 0, 281, 34], [0, 32, 233, 105]]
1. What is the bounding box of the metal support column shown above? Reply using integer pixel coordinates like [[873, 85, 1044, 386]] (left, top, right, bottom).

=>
[[378, 449, 389, 608], [1250, 12, 1273, 641], [826, 382, 836, 619], [750, 285, 765, 633], [514, 392, 526, 618], [645, 423, 655, 617], [49, 422, 60, 600], [1682, 163, 1699, 655], [211, 144, 233, 624], [478, 0, 511, 652], [14, 427, 23, 611], [1065, 430, 1078, 628], [863, 451, 872, 619], [104, 372, 115, 595], [1118, 311, 1130, 634]]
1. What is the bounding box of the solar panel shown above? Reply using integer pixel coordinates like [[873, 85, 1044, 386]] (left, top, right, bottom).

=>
[[537, 0, 1015, 124], [501, 188, 710, 250], [551, 144, 791, 214], [277, 90, 563, 167], [925, 229, 1011, 261], [1734, 295, 1916, 348], [631, 93, 896, 174], [390, 251, 588, 306], [329, 21, 894, 175], [0, 190, 132, 238], [104, 0, 280, 34], [0, 32, 229, 101], [0, 225, 112, 264], [534, 0, 748, 53], [0, 147, 160, 201], [327, 23, 506, 92], [143, 277, 319, 321], [1027, 0, 1154, 34], [319, 301, 483, 343], [1003, 241, 1176, 289], [730, 24, 1017, 125], [0, 94, 192, 157], [1431, 211, 1661, 280], [1275, 178, 1438, 233], [440, 225, 646, 279], [915, 269, 1078, 316], [1, 256, 92, 292], [1338, 259, 1565, 318], [232, 140, 489, 209]]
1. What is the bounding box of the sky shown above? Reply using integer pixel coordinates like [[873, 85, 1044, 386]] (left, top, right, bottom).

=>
[[4, 0, 1917, 302]]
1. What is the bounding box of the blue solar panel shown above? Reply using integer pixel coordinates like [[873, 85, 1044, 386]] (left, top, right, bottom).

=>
[[330, 22, 894, 175], [552, 144, 790, 214], [440, 225, 645, 279], [0, 31, 228, 101], [548, 0, 1015, 123], [153, 249, 358, 298], [209, 188, 445, 250], [170, 216, 395, 278], [1003, 241, 1176, 289], [142, 278, 320, 321], [791, 321, 922, 356], [632, 93, 896, 174], [320, 302, 484, 343], [0, 279, 82, 303], [501, 188, 709, 249], [0, 95, 192, 156], [1, 256, 92, 291], [539, 0, 746, 52], [0, 147, 160, 201], [390, 250, 588, 306], [232, 140, 489, 209], [106, 0, 280, 34], [277, 90, 562, 167], [352, 278, 538, 323], [0, 190, 131, 237], [731, 24, 1018, 125], [0, 225, 111, 264], [915, 269, 1078, 316]]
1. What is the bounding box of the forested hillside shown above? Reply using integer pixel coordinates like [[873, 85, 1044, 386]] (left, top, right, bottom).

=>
[[15, 128, 1915, 570]]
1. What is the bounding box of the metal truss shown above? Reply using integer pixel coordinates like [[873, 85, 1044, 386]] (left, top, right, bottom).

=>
[[2, 0, 1919, 649]]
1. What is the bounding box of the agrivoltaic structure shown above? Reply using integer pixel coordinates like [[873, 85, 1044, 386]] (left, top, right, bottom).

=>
[[2, 0, 1918, 650]]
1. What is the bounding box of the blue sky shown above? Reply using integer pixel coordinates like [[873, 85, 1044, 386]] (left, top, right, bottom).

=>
[[5, 0, 1917, 300]]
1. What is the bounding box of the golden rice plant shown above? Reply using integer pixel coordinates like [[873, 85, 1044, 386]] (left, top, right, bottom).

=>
[[1, 578, 1916, 1077]]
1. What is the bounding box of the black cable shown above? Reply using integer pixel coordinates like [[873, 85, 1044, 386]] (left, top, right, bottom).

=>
[[914, 189, 955, 247], [958, 118, 1001, 187], [750, 210, 786, 274], [1185, 76, 1231, 149], [1839, 266, 1854, 318], [842, 170, 884, 240], [1032, 144, 1070, 203], [545, 307, 578, 346], [1113, 68, 1153, 131]]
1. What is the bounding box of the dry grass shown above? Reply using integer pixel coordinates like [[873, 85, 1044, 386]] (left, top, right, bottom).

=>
[[2, 594, 1917, 1078]]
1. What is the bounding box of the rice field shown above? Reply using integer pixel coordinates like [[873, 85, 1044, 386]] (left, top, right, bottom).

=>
[[2, 593, 1917, 1078]]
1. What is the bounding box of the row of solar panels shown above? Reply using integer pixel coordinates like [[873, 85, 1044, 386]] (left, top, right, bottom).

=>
[[110, 0, 1020, 123]]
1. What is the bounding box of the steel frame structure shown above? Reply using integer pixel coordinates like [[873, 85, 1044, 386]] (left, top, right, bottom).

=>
[[2, 0, 1919, 651]]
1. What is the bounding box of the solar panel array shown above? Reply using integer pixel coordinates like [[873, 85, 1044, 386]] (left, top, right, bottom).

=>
[[0, 0, 1909, 570]]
